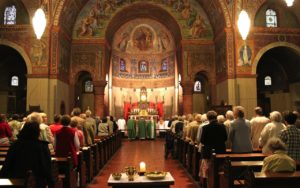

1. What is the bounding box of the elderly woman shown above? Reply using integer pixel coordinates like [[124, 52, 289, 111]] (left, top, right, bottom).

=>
[[261, 137, 296, 172], [0, 114, 12, 144], [259, 111, 286, 150]]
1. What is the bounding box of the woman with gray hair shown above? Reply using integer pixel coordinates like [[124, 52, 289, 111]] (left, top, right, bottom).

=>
[[259, 111, 286, 149], [261, 137, 295, 172]]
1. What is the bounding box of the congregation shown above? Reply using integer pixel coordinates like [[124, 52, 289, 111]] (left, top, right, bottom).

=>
[[0, 105, 300, 187]]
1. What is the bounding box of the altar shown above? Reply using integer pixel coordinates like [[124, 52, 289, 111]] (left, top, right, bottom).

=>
[[123, 87, 164, 120], [108, 172, 175, 188]]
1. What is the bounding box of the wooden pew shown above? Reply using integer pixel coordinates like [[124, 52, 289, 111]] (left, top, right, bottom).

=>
[[222, 158, 300, 188], [55, 157, 77, 188], [77, 151, 86, 188], [192, 145, 201, 181], [245, 169, 300, 188], [208, 153, 266, 188], [91, 144, 100, 176], [187, 143, 194, 173], [82, 147, 94, 182]]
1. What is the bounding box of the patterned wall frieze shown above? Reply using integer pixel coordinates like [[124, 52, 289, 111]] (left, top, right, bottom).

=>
[[50, 30, 58, 75], [112, 77, 175, 88]]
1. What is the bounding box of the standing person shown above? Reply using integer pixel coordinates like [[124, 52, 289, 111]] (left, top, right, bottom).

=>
[[0, 121, 54, 188], [71, 108, 85, 130], [157, 117, 165, 137], [70, 119, 85, 147], [83, 109, 95, 146], [49, 114, 62, 136], [201, 111, 227, 158], [0, 114, 12, 144], [117, 116, 126, 135], [259, 111, 286, 150], [250, 107, 270, 149], [229, 106, 252, 153], [107, 116, 114, 135], [39, 113, 55, 145], [147, 116, 156, 139], [98, 117, 109, 137], [175, 116, 184, 137], [224, 110, 234, 149], [55, 115, 80, 166], [261, 137, 296, 172], [138, 117, 146, 140], [127, 116, 136, 140], [279, 111, 300, 160], [8, 114, 21, 141]]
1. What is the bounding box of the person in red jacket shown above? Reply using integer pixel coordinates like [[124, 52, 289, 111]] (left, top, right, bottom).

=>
[[0, 114, 12, 144], [55, 115, 80, 166], [49, 114, 62, 135]]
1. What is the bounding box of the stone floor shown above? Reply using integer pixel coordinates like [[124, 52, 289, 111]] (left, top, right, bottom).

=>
[[89, 138, 198, 188]]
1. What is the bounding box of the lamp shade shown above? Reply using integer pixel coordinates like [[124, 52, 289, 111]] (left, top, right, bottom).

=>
[[285, 0, 294, 7], [32, 8, 46, 39], [237, 10, 251, 40]]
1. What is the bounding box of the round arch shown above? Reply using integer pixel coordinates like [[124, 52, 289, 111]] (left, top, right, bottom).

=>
[[252, 42, 300, 74], [0, 39, 32, 74]]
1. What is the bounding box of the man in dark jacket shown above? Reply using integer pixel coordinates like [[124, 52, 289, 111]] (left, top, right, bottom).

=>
[[201, 110, 227, 159]]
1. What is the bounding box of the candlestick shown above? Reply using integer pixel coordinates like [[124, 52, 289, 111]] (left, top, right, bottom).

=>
[[139, 162, 146, 175]]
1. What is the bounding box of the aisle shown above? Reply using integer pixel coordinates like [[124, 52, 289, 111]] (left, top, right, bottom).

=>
[[89, 138, 198, 188]]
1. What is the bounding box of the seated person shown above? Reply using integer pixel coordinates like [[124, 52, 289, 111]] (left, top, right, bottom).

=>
[[0, 121, 54, 188], [261, 137, 296, 172]]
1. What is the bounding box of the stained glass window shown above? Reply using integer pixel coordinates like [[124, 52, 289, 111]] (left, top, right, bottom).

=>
[[194, 81, 201, 92], [139, 60, 148, 73], [4, 5, 16, 25], [266, 9, 277, 27], [84, 80, 93, 92], [120, 59, 126, 72], [11, 76, 19, 86], [162, 59, 168, 71], [264, 76, 272, 86]]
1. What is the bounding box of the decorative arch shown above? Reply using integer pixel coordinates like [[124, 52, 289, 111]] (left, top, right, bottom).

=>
[[252, 42, 300, 74], [0, 39, 32, 74], [71, 69, 94, 85]]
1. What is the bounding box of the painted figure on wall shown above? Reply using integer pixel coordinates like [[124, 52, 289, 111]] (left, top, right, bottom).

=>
[[133, 27, 153, 51], [30, 40, 47, 66], [190, 15, 205, 38], [73, 0, 213, 40], [238, 45, 252, 66], [161, 59, 168, 71], [118, 32, 130, 52]]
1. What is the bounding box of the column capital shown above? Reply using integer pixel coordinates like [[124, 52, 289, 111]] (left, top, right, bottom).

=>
[[181, 81, 194, 95], [93, 80, 107, 87]]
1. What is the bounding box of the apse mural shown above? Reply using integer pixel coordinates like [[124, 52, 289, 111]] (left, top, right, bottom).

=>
[[111, 18, 175, 79], [73, 0, 213, 40]]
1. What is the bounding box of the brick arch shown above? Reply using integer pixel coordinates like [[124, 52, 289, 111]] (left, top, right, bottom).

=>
[[71, 69, 94, 85], [0, 38, 32, 74], [252, 42, 300, 74]]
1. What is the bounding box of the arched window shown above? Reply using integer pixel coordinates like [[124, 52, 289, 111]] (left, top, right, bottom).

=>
[[11, 76, 19, 86], [120, 59, 126, 72], [84, 80, 93, 92], [194, 81, 202, 92], [4, 5, 16, 25], [266, 9, 277, 27], [264, 76, 272, 86]]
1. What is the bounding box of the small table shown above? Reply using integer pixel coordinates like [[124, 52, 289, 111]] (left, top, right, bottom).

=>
[[108, 172, 175, 188]]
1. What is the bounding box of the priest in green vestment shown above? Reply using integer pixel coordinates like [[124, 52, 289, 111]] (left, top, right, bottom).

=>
[[147, 117, 156, 139], [127, 117, 136, 140], [138, 118, 146, 140]]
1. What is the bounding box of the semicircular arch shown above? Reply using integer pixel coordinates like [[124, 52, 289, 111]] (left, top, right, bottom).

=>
[[0, 39, 32, 74], [252, 42, 300, 74]]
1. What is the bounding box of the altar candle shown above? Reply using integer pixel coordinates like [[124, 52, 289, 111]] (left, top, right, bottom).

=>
[[139, 162, 146, 172]]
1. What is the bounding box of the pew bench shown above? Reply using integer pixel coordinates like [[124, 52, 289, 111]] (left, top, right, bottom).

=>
[[208, 153, 267, 188], [0, 171, 34, 188], [245, 170, 300, 188]]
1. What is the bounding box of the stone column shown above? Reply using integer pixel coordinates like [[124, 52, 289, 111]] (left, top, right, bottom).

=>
[[94, 80, 107, 118], [182, 82, 194, 115]]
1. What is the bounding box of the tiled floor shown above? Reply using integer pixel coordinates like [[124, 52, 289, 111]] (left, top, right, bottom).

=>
[[89, 138, 198, 188]]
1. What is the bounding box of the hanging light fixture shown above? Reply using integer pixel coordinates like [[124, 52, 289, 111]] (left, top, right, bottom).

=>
[[32, 8, 46, 39], [237, 10, 251, 40], [285, 0, 294, 7]]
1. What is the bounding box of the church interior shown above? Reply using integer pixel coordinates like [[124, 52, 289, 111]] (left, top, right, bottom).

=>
[[0, 0, 300, 187]]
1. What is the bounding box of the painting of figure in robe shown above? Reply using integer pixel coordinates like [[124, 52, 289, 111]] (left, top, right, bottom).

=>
[[133, 27, 153, 51]]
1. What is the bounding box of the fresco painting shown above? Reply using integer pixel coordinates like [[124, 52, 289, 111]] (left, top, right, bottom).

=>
[[73, 0, 213, 39]]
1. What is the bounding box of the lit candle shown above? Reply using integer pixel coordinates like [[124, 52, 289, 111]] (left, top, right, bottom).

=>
[[139, 162, 146, 172]]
